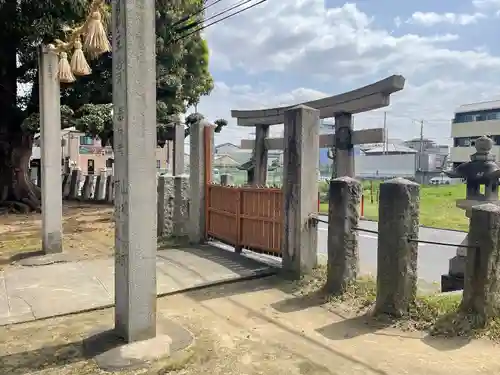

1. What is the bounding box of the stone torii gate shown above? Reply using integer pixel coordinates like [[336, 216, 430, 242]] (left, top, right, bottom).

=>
[[232, 75, 406, 183]]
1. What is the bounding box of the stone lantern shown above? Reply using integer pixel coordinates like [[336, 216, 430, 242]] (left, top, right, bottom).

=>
[[441, 135, 500, 291]]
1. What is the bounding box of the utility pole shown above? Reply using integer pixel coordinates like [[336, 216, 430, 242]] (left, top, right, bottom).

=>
[[383, 111, 387, 154], [419, 120, 424, 151], [417, 120, 424, 182]]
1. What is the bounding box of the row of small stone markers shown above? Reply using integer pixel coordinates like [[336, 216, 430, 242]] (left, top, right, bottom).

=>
[[329, 175, 500, 321], [61, 169, 113, 202], [61, 168, 189, 239]]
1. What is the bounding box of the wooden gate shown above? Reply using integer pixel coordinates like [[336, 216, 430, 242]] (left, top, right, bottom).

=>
[[206, 184, 283, 255]]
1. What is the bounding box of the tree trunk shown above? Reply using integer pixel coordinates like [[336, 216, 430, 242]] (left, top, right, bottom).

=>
[[0, 129, 41, 213], [0, 0, 39, 213]]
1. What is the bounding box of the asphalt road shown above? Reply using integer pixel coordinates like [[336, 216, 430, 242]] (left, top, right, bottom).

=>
[[317, 216, 466, 284]]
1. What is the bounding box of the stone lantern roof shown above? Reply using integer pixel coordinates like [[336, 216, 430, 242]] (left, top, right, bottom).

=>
[[447, 136, 500, 184], [447, 135, 500, 205]]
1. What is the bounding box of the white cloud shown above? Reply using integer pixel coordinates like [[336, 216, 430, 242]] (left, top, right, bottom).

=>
[[394, 16, 402, 28], [204, 2, 500, 76], [473, 0, 500, 9], [201, 79, 500, 147], [407, 11, 486, 26], [196, 1, 500, 146]]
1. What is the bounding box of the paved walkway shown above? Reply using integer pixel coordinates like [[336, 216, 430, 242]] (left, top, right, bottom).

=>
[[0, 245, 277, 326]]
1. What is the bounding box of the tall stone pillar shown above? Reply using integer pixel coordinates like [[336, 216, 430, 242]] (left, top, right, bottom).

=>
[[39, 44, 63, 254], [173, 122, 185, 175], [188, 119, 208, 243], [112, 0, 157, 343], [254, 125, 269, 185], [282, 105, 319, 278], [334, 112, 355, 177]]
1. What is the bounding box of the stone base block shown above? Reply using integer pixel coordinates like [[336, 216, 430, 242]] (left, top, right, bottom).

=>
[[441, 274, 464, 293], [83, 319, 194, 372], [16, 252, 74, 267], [448, 255, 465, 276]]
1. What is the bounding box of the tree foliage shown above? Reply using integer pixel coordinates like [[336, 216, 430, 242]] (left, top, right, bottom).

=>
[[70, 0, 216, 145], [73, 103, 113, 146], [0, 0, 219, 212], [2, 0, 214, 137], [71, 102, 227, 149]]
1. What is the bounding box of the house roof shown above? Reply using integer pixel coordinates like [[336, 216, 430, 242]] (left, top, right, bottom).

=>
[[215, 142, 240, 149], [365, 143, 417, 154], [34, 126, 80, 140], [455, 100, 500, 114], [213, 154, 240, 167]]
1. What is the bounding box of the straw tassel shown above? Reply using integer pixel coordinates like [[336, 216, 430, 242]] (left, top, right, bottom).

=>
[[58, 52, 76, 83], [71, 40, 92, 76], [84, 11, 111, 59]]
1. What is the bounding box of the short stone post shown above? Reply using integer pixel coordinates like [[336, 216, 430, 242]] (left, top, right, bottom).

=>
[[39, 44, 62, 254], [93, 175, 103, 201], [326, 177, 362, 293], [105, 175, 113, 203], [82, 175, 92, 201], [173, 175, 189, 237], [282, 105, 319, 278], [94, 169, 107, 201], [461, 203, 500, 323], [375, 178, 420, 317], [188, 119, 209, 243], [69, 168, 81, 199], [157, 176, 166, 237], [62, 173, 71, 199], [220, 174, 233, 186]]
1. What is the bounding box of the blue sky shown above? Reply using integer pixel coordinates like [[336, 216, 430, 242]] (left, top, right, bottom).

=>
[[197, 0, 500, 146]]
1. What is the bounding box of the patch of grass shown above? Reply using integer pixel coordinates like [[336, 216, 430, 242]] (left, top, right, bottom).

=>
[[319, 183, 468, 231], [290, 266, 500, 341]]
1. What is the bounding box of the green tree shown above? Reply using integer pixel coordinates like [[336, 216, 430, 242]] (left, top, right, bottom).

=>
[[73, 103, 227, 150], [0, 0, 90, 212], [72, 0, 217, 150], [0, 0, 215, 212]]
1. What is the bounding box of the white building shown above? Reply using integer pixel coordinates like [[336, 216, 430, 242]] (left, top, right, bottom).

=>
[[451, 100, 500, 167]]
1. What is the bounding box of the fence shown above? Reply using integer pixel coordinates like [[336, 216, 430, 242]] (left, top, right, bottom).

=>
[[206, 184, 283, 256], [59, 171, 113, 202]]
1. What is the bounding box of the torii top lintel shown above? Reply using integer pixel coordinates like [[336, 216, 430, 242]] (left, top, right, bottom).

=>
[[231, 75, 405, 127]]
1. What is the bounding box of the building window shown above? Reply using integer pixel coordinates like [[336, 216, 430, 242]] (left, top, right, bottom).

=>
[[79, 136, 94, 145], [106, 158, 114, 168], [88, 159, 95, 174], [156, 160, 160, 169], [454, 136, 500, 147], [454, 109, 500, 123]]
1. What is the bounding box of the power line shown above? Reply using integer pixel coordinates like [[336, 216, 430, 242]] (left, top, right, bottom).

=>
[[172, 0, 268, 44], [171, 0, 227, 29], [175, 0, 255, 33]]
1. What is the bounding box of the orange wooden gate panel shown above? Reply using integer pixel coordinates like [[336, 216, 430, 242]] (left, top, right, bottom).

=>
[[239, 187, 282, 254], [207, 185, 240, 245], [206, 184, 283, 256]]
